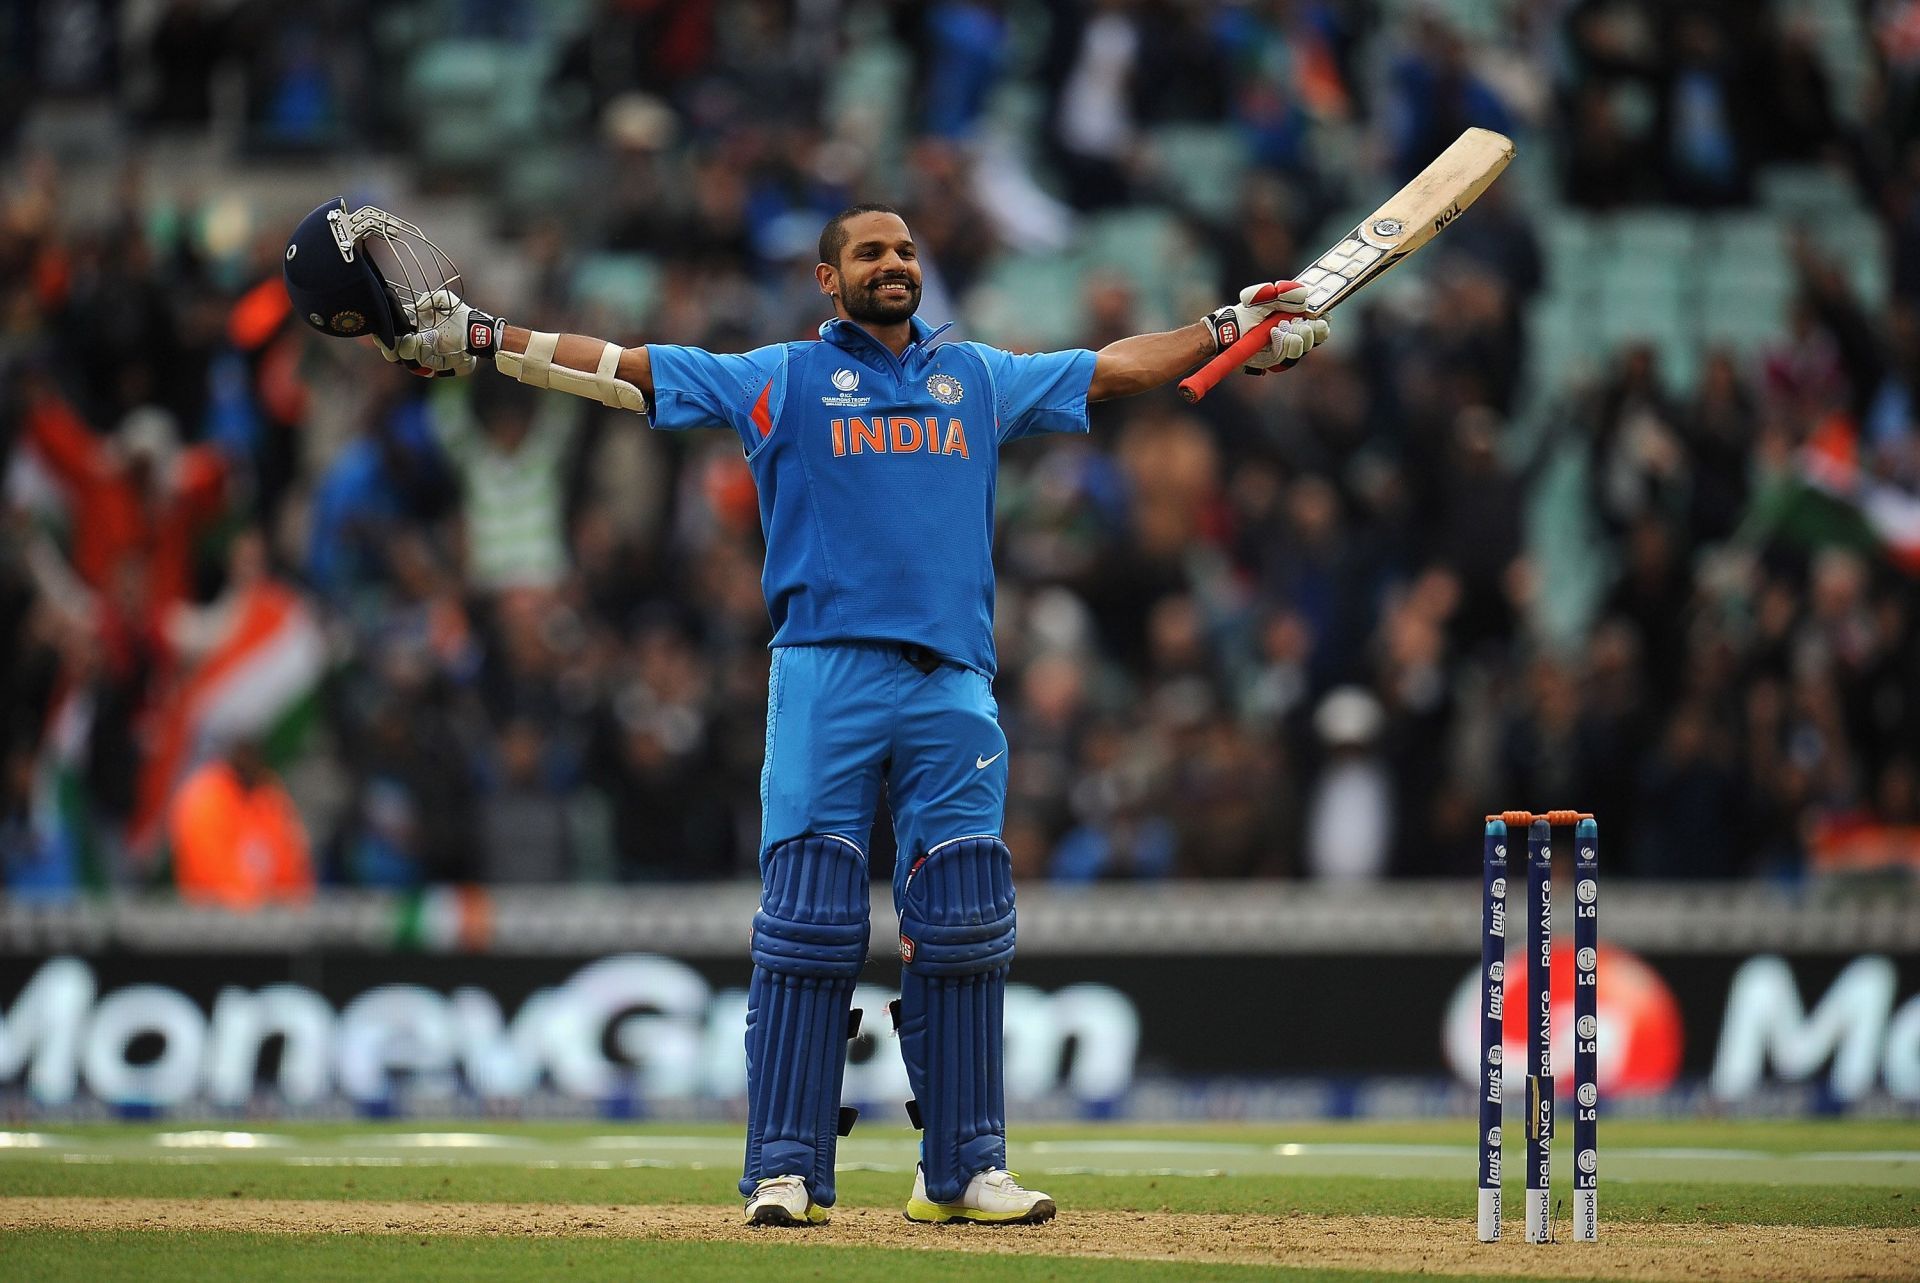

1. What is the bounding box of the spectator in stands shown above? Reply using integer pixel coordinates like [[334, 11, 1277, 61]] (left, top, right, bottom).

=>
[[334, 656, 480, 888], [1561, 83, 1652, 209], [1766, 20, 1839, 164], [1172, 714, 1291, 878], [1303, 686, 1392, 881], [1384, 12, 1516, 184], [1050, 718, 1176, 881], [224, 2, 366, 151], [477, 717, 572, 883], [1631, 703, 1746, 879], [1215, 0, 1347, 196], [1433, 181, 1544, 319], [1043, 0, 1145, 209], [17, 527, 160, 883], [19, 386, 226, 633], [1377, 569, 1463, 878], [1682, 349, 1758, 544], [553, 0, 716, 123], [1888, 148, 1920, 306], [1656, 10, 1762, 207], [137, 0, 226, 130], [305, 391, 458, 605], [433, 377, 576, 596], [1135, 0, 1235, 130], [1589, 343, 1684, 535], [1002, 647, 1093, 848], [1604, 514, 1692, 705], [170, 738, 313, 909], [914, 2, 1009, 141]]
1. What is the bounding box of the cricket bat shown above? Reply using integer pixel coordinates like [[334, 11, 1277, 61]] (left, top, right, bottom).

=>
[[1179, 127, 1515, 403]]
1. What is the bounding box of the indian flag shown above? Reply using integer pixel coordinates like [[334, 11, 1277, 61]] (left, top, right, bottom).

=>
[[130, 580, 328, 854], [1849, 478, 1920, 573], [1745, 415, 1920, 574]]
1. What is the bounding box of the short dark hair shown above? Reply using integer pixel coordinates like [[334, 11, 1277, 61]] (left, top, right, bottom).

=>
[[819, 204, 904, 268]]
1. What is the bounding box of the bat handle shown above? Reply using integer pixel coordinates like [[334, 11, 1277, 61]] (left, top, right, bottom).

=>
[[1178, 313, 1287, 403]]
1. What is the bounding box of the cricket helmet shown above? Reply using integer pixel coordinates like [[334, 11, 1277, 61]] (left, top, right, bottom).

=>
[[282, 198, 461, 347]]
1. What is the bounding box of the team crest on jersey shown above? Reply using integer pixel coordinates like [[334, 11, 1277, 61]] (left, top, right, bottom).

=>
[[926, 373, 963, 405], [822, 367, 870, 407]]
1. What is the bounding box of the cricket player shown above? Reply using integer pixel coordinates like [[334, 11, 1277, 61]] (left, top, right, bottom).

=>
[[289, 200, 1327, 1226]]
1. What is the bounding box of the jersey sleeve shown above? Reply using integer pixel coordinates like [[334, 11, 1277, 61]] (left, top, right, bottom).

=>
[[961, 344, 1097, 444], [645, 344, 789, 453]]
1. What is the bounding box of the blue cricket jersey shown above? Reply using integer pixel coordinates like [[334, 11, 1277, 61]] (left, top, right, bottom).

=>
[[647, 316, 1095, 675]]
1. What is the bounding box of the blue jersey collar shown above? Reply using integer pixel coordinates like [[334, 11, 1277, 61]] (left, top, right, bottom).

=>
[[818, 315, 955, 365]]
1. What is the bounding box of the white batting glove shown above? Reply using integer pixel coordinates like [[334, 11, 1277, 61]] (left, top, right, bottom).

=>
[[375, 332, 471, 379], [1201, 280, 1332, 374], [398, 289, 506, 376]]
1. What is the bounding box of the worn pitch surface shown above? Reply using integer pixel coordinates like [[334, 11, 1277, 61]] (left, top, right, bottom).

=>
[[3, 1196, 1917, 1281]]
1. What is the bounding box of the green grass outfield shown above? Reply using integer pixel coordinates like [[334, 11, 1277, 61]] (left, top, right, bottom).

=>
[[1, 1118, 1916, 1282]]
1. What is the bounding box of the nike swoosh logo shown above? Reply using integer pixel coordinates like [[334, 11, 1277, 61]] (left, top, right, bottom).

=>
[[975, 750, 1005, 770]]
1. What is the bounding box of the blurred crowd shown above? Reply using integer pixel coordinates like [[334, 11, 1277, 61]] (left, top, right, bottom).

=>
[[4, 0, 1920, 899]]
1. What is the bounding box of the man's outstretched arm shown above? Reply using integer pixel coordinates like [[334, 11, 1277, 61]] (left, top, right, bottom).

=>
[[1087, 280, 1330, 402], [1087, 324, 1218, 401], [495, 324, 655, 408], [397, 291, 656, 410]]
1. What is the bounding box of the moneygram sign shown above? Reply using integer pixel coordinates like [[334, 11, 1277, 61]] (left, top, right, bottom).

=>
[[1711, 955, 1920, 1101], [0, 955, 1139, 1111], [8, 946, 1917, 1111]]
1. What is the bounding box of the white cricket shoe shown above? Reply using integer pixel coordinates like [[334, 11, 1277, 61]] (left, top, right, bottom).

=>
[[905, 1164, 1057, 1225], [745, 1174, 829, 1226]]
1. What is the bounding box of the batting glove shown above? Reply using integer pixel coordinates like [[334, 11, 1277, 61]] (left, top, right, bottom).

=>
[[397, 289, 505, 375], [1202, 281, 1332, 374], [375, 334, 470, 379]]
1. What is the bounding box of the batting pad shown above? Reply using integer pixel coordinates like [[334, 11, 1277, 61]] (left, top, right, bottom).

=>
[[740, 835, 870, 1205], [896, 835, 1018, 1203]]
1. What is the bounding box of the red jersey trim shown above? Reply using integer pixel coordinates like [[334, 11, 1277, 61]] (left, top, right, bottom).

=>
[[750, 378, 775, 437]]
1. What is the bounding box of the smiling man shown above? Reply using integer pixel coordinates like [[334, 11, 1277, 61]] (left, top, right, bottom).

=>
[[363, 203, 1328, 1227]]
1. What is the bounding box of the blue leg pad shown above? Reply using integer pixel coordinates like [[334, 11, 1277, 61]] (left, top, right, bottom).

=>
[[896, 835, 1016, 1204], [740, 835, 869, 1206]]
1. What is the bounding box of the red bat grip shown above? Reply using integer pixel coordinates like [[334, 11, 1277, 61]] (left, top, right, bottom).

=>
[[1178, 313, 1287, 403]]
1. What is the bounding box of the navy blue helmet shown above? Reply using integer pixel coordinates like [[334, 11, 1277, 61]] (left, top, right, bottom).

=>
[[283, 198, 461, 347]]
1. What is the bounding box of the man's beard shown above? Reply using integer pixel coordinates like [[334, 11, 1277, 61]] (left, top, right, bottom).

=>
[[842, 277, 920, 324]]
